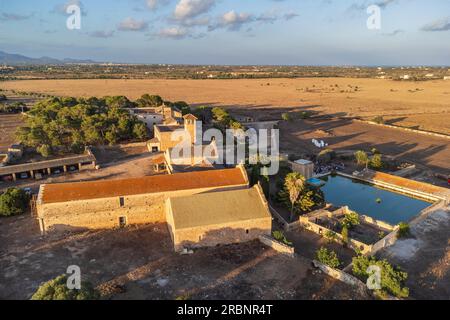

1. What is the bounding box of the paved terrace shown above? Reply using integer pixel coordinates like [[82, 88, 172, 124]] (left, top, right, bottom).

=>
[[0, 153, 96, 181]]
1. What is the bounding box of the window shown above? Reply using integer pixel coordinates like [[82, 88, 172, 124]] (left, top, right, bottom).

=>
[[119, 216, 127, 228], [119, 197, 125, 207], [246, 229, 249, 234]]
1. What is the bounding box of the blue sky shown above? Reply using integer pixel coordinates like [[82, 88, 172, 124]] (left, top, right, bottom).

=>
[[0, 0, 449, 65]]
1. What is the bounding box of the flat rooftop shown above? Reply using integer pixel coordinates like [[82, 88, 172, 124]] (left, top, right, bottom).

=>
[[0, 153, 96, 176], [168, 185, 271, 230], [39, 167, 248, 204], [156, 125, 183, 133]]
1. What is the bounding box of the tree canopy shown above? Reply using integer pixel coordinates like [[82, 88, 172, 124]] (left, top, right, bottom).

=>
[[0, 188, 30, 217], [16, 96, 148, 154], [31, 275, 100, 300]]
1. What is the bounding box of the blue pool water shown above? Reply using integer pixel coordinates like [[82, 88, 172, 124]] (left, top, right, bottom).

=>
[[320, 175, 432, 225]]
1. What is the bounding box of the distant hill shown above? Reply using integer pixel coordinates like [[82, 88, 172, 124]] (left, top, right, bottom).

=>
[[0, 50, 99, 65]]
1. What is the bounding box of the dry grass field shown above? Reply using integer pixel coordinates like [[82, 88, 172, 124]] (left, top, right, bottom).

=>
[[0, 114, 23, 152], [2, 78, 450, 134]]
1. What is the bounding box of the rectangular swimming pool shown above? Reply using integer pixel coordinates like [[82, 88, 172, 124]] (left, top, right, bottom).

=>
[[319, 175, 433, 225]]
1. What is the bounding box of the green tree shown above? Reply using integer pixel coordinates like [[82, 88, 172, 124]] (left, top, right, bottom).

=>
[[31, 275, 100, 300], [37, 144, 52, 158], [173, 101, 190, 115], [138, 94, 163, 108], [281, 113, 291, 121], [105, 127, 119, 146], [342, 211, 360, 229], [133, 122, 148, 140], [370, 153, 383, 170], [341, 225, 349, 245], [352, 255, 409, 298], [397, 222, 410, 239], [355, 150, 369, 169], [284, 172, 306, 221], [0, 188, 30, 217], [316, 247, 341, 269]]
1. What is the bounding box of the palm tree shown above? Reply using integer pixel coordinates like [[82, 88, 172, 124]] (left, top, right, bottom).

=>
[[284, 172, 306, 221], [355, 150, 369, 170]]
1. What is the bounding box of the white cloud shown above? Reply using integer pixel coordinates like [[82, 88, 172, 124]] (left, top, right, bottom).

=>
[[421, 17, 450, 32], [158, 27, 188, 38], [174, 0, 215, 20], [147, 0, 171, 11], [117, 17, 148, 31], [52, 0, 87, 16]]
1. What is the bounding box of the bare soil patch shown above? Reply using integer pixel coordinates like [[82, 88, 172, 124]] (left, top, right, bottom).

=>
[[0, 215, 370, 300], [379, 209, 450, 300]]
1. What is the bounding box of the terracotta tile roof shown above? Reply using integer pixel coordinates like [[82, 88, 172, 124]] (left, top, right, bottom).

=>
[[168, 185, 271, 230], [369, 171, 447, 195], [40, 167, 248, 204]]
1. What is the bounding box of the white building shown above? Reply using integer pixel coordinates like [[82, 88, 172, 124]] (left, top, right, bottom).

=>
[[129, 108, 164, 132]]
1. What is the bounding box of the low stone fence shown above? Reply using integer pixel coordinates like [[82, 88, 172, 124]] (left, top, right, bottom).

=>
[[259, 235, 295, 258], [312, 260, 367, 294], [119, 141, 149, 148], [300, 216, 373, 254], [370, 228, 399, 255], [360, 215, 396, 232], [300, 210, 400, 256]]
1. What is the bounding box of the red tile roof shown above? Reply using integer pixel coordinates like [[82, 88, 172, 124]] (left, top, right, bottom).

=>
[[40, 167, 248, 204]]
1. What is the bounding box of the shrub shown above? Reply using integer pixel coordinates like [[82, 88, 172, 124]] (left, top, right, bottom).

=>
[[0, 94, 7, 101], [37, 144, 52, 158], [397, 222, 410, 239], [372, 116, 385, 124], [281, 113, 292, 121], [352, 255, 409, 298], [0, 188, 31, 217], [343, 211, 360, 229], [370, 154, 383, 170], [272, 230, 293, 246], [31, 275, 100, 300], [341, 225, 349, 245], [316, 247, 341, 269], [324, 230, 338, 243]]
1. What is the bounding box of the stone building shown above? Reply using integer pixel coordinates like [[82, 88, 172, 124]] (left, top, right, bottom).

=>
[[291, 159, 314, 179], [36, 166, 248, 233], [148, 114, 200, 153], [166, 185, 272, 251], [36, 165, 273, 251]]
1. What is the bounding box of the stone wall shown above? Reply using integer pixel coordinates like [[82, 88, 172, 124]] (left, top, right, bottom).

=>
[[258, 235, 295, 257], [312, 260, 368, 294], [37, 185, 248, 233], [169, 218, 272, 252]]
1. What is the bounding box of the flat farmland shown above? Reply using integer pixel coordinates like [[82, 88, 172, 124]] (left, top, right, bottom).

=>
[[2, 77, 449, 134], [0, 114, 23, 152]]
